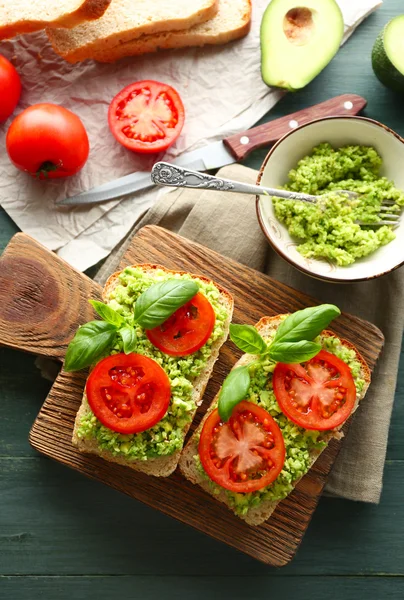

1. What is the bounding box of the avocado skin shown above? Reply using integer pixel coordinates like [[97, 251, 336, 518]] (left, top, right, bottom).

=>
[[372, 29, 404, 94]]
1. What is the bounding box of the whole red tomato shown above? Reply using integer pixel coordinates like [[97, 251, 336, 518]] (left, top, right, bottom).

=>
[[0, 55, 21, 122], [6, 103, 89, 179]]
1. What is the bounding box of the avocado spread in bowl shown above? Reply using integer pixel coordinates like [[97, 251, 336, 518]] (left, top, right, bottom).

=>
[[273, 143, 404, 266]]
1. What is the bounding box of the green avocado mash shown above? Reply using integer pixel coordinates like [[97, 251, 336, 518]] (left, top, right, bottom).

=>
[[273, 143, 404, 266], [194, 330, 365, 516], [76, 267, 228, 460]]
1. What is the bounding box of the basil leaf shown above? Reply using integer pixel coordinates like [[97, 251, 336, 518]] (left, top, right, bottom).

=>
[[229, 324, 267, 355], [64, 321, 117, 372], [120, 326, 137, 354], [135, 279, 199, 329], [89, 300, 125, 327], [273, 304, 340, 345], [218, 365, 251, 422], [269, 340, 322, 364]]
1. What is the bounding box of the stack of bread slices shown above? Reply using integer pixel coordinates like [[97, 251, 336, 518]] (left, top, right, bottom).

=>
[[0, 0, 252, 63], [0, 1, 113, 40]]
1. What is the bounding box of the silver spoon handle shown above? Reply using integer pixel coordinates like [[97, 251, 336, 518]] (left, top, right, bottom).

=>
[[151, 162, 318, 204]]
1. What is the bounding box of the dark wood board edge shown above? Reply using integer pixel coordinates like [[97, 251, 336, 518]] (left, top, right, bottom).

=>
[[0, 232, 102, 360]]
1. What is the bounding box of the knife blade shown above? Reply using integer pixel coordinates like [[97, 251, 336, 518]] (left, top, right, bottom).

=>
[[57, 94, 367, 206], [57, 141, 233, 206]]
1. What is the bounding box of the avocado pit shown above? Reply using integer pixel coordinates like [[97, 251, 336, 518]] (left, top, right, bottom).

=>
[[283, 7, 315, 46]]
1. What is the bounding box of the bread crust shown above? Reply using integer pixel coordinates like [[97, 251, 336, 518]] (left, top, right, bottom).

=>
[[179, 315, 371, 525], [72, 263, 234, 477], [0, 0, 111, 40], [47, 0, 220, 63], [89, 0, 252, 63]]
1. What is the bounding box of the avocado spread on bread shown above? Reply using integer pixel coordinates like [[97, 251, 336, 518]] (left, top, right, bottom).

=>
[[76, 267, 228, 460], [193, 332, 365, 515]]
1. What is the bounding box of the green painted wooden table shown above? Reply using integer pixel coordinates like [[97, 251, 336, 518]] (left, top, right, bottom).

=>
[[1, 2, 404, 598]]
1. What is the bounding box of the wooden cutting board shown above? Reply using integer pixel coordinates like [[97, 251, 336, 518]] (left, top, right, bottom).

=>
[[0, 226, 384, 566]]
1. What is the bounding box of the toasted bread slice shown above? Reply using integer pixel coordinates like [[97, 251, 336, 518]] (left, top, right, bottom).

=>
[[72, 263, 234, 477], [89, 0, 251, 63], [179, 315, 371, 525], [0, 0, 111, 41], [47, 0, 219, 63]]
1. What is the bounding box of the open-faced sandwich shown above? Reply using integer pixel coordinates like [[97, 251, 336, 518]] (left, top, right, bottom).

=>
[[179, 305, 370, 525], [64, 264, 233, 476]]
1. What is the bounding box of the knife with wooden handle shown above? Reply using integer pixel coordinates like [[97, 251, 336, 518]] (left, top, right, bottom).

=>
[[57, 94, 367, 206]]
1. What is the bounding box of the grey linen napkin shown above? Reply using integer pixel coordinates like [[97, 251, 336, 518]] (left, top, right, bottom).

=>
[[95, 164, 404, 504]]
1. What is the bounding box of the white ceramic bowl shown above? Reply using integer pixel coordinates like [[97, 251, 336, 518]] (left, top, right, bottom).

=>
[[256, 116, 404, 282]]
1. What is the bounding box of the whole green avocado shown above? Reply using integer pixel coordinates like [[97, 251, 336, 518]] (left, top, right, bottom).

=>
[[372, 15, 404, 94]]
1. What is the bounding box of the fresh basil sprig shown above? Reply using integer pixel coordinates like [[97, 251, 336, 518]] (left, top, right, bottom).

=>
[[272, 304, 341, 345], [89, 300, 125, 327], [218, 304, 340, 421], [64, 321, 118, 372], [119, 326, 138, 354], [134, 279, 199, 329], [268, 340, 321, 364], [229, 324, 267, 355], [64, 279, 199, 372], [268, 304, 340, 362], [218, 366, 251, 422]]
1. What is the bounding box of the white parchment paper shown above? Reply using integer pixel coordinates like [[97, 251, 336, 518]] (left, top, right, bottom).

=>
[[0, 0, 382, 270]]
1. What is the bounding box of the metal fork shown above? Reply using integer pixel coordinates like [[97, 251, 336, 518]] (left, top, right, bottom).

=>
[[151, 162, 401, 228]]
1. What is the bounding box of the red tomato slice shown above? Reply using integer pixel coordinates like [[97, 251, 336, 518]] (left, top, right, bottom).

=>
[[146, 292, 215, 356], [273, 350, 356, 431], [199, 401, 286, 493], [0, 55, 21, 122], [86, 353, 171, 434], [108, 80, 185, 154]]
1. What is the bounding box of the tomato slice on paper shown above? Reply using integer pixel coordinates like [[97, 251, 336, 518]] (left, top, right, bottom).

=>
[[86, 353, 171, 434], [108, 80, 185, 154], [273, 349, 356, 431], [146, 292, 215, 356], [199, 401, 286, 493]]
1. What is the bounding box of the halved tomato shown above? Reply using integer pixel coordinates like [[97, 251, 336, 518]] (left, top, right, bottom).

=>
[[273, 350, 356, 431], [108, 80, 185, 154], [146, 292, 215, 356], [199, 401, 286, 493], [86, 353, 171, 434]]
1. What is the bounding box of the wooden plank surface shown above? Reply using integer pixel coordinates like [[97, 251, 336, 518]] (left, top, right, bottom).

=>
[[1, 457, 403, 576], [1, 576, 403, 600], [21, 225, 383, 567], [1, 1, 403, 597]]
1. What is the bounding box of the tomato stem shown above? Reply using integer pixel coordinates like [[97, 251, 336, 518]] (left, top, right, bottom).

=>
[[36, 161, 59, 179]]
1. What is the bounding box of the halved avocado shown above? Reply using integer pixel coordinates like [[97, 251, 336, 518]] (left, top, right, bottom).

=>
[[261, 0, 344, 91], [372, 15, 404, 94]]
